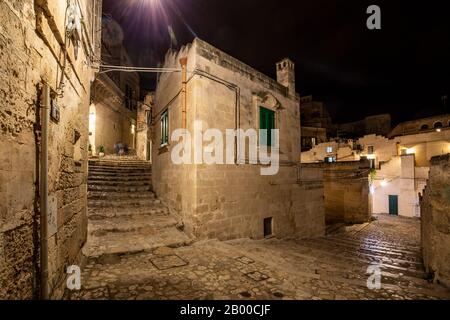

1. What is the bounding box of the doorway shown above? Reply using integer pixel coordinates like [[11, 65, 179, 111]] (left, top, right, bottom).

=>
[[389, 195, 399, 216]]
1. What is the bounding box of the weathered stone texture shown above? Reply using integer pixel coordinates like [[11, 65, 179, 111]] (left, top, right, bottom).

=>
[[153, 39, 325, 241], [305, 161, 371, 225], [0, 0, 100, 299], [421, 154, 450, 287]]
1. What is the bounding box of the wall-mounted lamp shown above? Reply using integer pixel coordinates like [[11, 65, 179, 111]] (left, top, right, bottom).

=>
[[380, 180, 388, 187]]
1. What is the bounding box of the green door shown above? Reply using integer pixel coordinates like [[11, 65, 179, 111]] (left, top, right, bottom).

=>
[[389, 195, 398, 216]]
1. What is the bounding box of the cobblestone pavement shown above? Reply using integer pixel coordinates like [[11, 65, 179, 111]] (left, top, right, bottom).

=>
[[67, 214, 450, 300]]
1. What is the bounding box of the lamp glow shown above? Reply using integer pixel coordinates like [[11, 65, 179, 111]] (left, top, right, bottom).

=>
[[380, 180, 388, 187]]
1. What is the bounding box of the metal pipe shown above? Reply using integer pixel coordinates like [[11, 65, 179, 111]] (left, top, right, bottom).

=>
[[40, 83, 50, 299], [180, 57, 188, 129]]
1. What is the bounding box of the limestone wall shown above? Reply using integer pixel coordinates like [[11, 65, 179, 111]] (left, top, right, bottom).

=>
[[0, 0, 101, 299], [153, 39, 325, 240], [305, 161, 371, 224], [421, 154, 450, 287]]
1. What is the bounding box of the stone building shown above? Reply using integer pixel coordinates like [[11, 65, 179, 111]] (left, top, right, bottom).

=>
[[136, 93, 154, 161], [336, 114, 391, 139], [152, 38, 325, 241], [301, 119, 450, 218], [300, 96, 331, 151], [421, 154, 450, 287], [299, 95, 391, 151], [388, 113, 450, 138], [0, 0, 102, 299], [89, 16, 140, 155]]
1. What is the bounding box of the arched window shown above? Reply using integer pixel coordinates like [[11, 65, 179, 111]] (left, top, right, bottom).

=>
[[420, 124, 429, 131], [434, 122, 443, 129]]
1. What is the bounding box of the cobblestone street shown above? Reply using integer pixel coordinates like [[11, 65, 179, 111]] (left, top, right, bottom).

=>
[[68, 214, 450, 300]]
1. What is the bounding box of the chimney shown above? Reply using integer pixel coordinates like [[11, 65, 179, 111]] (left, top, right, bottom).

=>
[[276, 58, 295, 96]]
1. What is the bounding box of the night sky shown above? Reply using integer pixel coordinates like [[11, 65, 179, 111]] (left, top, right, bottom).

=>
[[102, 0, 450, 125]]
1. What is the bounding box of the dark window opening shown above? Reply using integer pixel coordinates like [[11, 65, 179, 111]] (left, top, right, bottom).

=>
[[434, 122, 443, 129], [260, 107, 275, 146], [161, 110, 169, 146], [264, 217, 273, 238], [125, 84, 133, 110]]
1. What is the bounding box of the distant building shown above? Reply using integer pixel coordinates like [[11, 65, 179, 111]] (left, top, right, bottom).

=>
[[388, 113, 450, 138], [299, 96, 391, 151], [89, 16, 140, 155], [300, 96, 331, 151], [336, 114, 391, 139], [301, 115, 450, 218]]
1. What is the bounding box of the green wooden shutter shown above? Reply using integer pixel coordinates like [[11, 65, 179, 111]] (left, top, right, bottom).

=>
[[260, 107, 275, 146]]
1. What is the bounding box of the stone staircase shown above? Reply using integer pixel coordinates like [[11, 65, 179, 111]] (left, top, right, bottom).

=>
[[83, 157, 192, 262]]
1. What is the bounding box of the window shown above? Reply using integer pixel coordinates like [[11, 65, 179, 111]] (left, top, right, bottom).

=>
[[160, 110, 169, 146], [420, 124, 429, 131], [125, 84, 133, 110], [259, 107, 275, 146], [325, 156, 336, 163], [368, 145, 374, 155], [326, 146, 333, 153], [434, 122, 443, 129]]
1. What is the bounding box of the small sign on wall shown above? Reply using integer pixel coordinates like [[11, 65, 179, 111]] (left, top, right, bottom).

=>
[[48, 194, 58, 238], [50, 100, 60, 123]]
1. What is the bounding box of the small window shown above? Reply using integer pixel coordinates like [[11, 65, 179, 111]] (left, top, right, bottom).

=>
[[325, 156, 336, 163], [368, 145, 374, 155], [326, 146, 333, 153], [264, 217, 273, 238], [420, 124, 429, 131], [161, 110, 169, 146], [125, 84, 133, 110], [434, 122, 443, 129], [260, 107, 275, 146]]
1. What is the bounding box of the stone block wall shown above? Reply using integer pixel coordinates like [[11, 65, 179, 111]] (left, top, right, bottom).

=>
[[306, 161, 371, 225], [0, 0, 101, 299], [421, 154, 450, 287], [153, 39, 325, 240]]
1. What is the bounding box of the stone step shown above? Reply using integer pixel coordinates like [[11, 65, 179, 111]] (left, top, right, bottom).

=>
[[88, 197, 162, 208], [88, 180, 152, 187], [88, 170, 152, 176], [88, 191, 156, 200], [88, 175, 152, 182], [82, 227, 193, 260], [88, 184, 153, 192], [88, 162, 151, 167], [88, 205, 170, 219], [298, 238, 426, 278], [88, 165, 151, 170], [319, 236, 422, 260], [88, 214, 179, 236], [333, 234, 422, 251]]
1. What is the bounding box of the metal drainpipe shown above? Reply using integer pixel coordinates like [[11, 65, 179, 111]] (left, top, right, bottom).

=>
[[180, 57, 188, 129], [40, 83, 50, 300]]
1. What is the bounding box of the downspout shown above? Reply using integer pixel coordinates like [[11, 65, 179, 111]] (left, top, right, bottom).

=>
[[40, 83, 50, 300], [180, 57, 188, 129]]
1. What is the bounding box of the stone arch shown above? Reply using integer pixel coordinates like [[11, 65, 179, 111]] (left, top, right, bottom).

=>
[[420, 124, 429, 131], [434, 121, 443, 129]]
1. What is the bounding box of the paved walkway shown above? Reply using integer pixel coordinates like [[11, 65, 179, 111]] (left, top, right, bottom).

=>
[[68, 214, 450, 300]]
